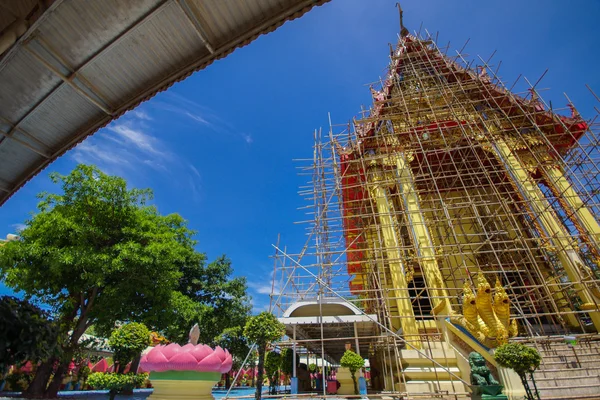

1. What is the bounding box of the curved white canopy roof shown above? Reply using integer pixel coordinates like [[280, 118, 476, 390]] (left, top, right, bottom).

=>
[[279, 298, 377, 362], [0, 0, 329, 206]]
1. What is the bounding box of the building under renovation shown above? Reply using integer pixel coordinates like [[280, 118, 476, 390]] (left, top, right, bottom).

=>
[[271, 14, 600, 400]]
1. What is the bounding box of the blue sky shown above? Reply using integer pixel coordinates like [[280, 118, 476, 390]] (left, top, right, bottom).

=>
[[1, 0, 600, 313]]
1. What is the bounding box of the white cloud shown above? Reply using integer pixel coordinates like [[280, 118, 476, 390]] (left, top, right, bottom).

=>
[[70, 107, 201, 203], [184, 111, 211, 126], [129, 110, 152, 120], [142, 159, 168, 173], [248, 281, 274, 295], [251, 302, 272, 314], [152, 93, 253, 144], [188, 175, 200, 203], [248, 270, 281, 297], [242, 133, 253, 144], [11, 223, 26, 232], [72, 141, 128, 167], [189, 164, 201, 179], [107, 124, 165, 157], [73, 108, 167, 170]]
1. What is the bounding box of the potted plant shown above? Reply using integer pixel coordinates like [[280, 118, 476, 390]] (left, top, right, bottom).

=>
[[340, 350, 365, 395]]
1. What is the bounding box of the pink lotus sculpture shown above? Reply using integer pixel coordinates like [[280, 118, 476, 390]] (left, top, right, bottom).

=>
[[141, 324, 233, 400], [140, 343, 232, 373]]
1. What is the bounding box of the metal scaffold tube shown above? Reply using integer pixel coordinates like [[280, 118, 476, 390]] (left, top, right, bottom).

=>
[[268, 19, 600, 399]]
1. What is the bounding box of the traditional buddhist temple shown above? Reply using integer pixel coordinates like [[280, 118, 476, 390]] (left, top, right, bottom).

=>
[[272, 10, 600, 400]]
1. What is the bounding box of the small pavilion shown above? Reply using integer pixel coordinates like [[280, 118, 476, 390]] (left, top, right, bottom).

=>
[[278, 297, 378, 393]]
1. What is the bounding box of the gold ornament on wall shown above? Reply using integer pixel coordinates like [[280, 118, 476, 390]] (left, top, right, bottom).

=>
[[450, 271, 517, 347]]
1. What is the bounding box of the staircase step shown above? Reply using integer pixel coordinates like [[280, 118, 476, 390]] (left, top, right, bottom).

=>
[[539, 359, 600, 370], [403, 367, 462, 381], [540, 352, 600, 359], [536, 366, 600, 376], [510, 338, 600, 399], [539, 353, 600, 363], [401, 349, 458, 367], [392, 341, 469, 397], [531, 382, 600, 397], [539, 344, 600, 352], [404, 380, 469, 397], [532, 374, 600, 386]]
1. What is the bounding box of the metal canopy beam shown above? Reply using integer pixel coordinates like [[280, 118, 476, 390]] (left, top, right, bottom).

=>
[[279, 314, 378, 325], [176, 0, 215, 54], [0, 0, 330, 206]]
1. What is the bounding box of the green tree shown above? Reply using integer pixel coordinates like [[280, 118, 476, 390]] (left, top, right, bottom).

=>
[[215, 326, 253, 388], [264, 351, 281, 395], [279, 348, 296, 384], [0, 296, 60, 379], [166, 256, 251, 345], [216, 326, 251, 370], [108, 323, 150, 374], [244, 312, 285, 400], [494, 343, 541, 400], [340, 350, 364, 395], [0, 165, 202, 398]]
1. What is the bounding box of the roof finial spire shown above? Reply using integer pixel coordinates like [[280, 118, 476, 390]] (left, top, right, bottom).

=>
[[396, 3, 409, 37]]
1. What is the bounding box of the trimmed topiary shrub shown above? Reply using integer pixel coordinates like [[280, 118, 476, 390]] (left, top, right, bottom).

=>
[[340, 350, 364, 395], [108, 323, 150, 373], [494, 343, 541, 400], [87, 372, 148, 400], [244, 312, 284, 400]]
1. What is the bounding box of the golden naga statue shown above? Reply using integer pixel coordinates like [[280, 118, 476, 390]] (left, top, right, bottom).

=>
[[450, 271, 517, 347], [450, 281, 488, 344], [493, 278, 518, 338]]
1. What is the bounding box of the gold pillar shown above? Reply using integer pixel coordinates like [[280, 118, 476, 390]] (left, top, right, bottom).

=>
[[366, 226, 398, 335], [368, 168, 420, 348], [491, 138, 600, 331], [543, 166, 600, 247], [394, 153, 452, 316]]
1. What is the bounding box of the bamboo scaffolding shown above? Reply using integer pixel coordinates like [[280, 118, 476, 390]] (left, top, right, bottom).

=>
[[269, 28, 600, 396]]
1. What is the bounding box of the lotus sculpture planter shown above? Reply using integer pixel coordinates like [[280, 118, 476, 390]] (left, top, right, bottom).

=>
[[141, 343, 233, 400]]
